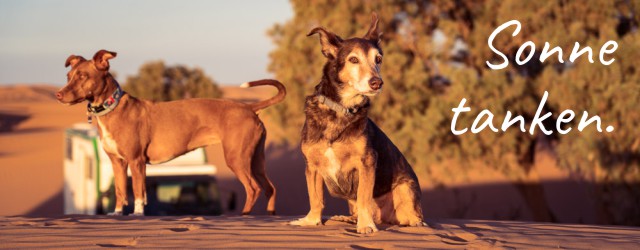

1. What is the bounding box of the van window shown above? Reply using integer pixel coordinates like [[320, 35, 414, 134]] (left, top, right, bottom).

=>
[[156, 181, 218, 205]]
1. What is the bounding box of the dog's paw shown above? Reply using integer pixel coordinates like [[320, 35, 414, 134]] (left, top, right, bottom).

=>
[[410, 221, 428, 227], [330, 215, 357, 224], [128, 212, 144, 217], [107, 211, 123, 216], [289, 217, 321, 226], [356, 224, 378, 234], [356, 214, 378, 234]]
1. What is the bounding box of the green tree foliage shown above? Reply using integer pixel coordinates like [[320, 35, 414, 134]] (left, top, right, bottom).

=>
[[267, 0, 640, 224], [124, 61, 222, 101]]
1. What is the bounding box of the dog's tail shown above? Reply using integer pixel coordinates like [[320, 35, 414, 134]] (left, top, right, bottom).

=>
[[240, 79, 287, 112]]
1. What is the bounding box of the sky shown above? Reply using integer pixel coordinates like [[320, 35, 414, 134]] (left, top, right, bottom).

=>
[[0, 0, 293, 86]]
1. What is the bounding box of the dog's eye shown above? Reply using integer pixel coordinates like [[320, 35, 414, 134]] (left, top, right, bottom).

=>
[[375, 56, 382, 64], [349, 57, 359, 64]]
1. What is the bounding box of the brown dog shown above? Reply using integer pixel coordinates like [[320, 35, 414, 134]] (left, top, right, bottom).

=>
[[57, 50, 285, 216], [290, 13, 425, 233]]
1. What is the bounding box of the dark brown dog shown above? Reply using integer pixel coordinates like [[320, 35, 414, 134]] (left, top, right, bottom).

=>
[[290, 13, 425, 233], [57, 50, 285, 216]]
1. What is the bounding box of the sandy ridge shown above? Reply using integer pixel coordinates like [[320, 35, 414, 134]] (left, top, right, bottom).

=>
[[1, 215, 639, 249]]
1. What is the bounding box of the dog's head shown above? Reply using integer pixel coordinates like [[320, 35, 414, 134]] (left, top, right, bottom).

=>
[[309, 13, 383, 103], [56, 49, 117, 105]]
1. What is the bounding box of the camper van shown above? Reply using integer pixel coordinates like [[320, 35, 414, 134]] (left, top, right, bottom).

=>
[[63, 123, 222, 216]]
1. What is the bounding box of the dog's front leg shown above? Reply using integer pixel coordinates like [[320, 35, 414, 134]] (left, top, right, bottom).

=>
[[129, 158, 147, 216], [290, 166, 324, 226], [356, 152, 378, 234], [107, 154, 128, 216]]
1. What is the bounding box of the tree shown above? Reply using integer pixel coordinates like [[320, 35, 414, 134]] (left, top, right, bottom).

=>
[[124, 61, 222, 101], [267, 0, 640, 225]]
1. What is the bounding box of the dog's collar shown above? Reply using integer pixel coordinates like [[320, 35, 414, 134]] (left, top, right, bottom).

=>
[[317, 94, 366, 117], [86, 85, 124, 122]]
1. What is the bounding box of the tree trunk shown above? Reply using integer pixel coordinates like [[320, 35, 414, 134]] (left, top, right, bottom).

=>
[[514, 135, 557, 222]]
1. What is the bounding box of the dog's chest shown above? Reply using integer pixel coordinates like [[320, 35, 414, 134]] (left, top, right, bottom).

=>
[[97, 119, 123, 158], [323, 147, 342, 182], [318, 145, 362, 199], [303, 140, 365, 198]]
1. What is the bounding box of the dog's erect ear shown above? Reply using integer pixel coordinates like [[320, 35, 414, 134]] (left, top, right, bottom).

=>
[[307, 27, 343, 60], [92, 49, 117, 71], [363, 12, 381, 44], [65, 55, 86, 68]]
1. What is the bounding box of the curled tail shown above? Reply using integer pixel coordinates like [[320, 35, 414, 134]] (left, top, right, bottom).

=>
[[240, 79, 287, 112]]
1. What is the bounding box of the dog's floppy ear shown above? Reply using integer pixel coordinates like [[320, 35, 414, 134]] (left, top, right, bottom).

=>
[[308, 27, 343, 60], [92, 49, 117, 71], [65, 55, 86, 68], [363, 12, 381, 44]]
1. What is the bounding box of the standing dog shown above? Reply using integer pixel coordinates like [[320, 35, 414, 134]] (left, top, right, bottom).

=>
[[56, 50, 285, 216], [290, 13, 425, 233]]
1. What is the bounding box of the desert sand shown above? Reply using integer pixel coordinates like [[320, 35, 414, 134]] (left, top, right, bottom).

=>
[[1, 215, 639, 249], [1, 84, 639, 249]]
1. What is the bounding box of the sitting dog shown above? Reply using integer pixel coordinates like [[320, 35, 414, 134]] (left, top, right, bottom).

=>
[[56, 50, 285, 216], [290, 13, 425, 233]]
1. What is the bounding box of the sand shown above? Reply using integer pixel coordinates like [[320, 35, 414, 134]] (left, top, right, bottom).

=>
[[1, 215, 639, 249], [0, 95, 86, 216]]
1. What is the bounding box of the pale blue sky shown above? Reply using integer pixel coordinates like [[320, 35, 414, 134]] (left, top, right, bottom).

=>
[[0, 0, 292, 86]]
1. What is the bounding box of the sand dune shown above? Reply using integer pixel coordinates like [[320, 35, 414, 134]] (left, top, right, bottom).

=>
[[1, 215, 638, 249], [220, 84, 278, 102], [0, 84, 58, 103], [0, 100, 86, 216]]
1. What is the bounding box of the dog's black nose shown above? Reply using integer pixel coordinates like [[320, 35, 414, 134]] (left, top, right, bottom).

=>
[[369, 77, 383, 90]]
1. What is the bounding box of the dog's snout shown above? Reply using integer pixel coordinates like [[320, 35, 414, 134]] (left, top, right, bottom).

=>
[[55, 91, 63, 100], [369, 77, 383, 90]]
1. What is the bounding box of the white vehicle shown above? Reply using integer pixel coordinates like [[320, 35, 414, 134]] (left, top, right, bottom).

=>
[[63, 123, 222, 216]]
